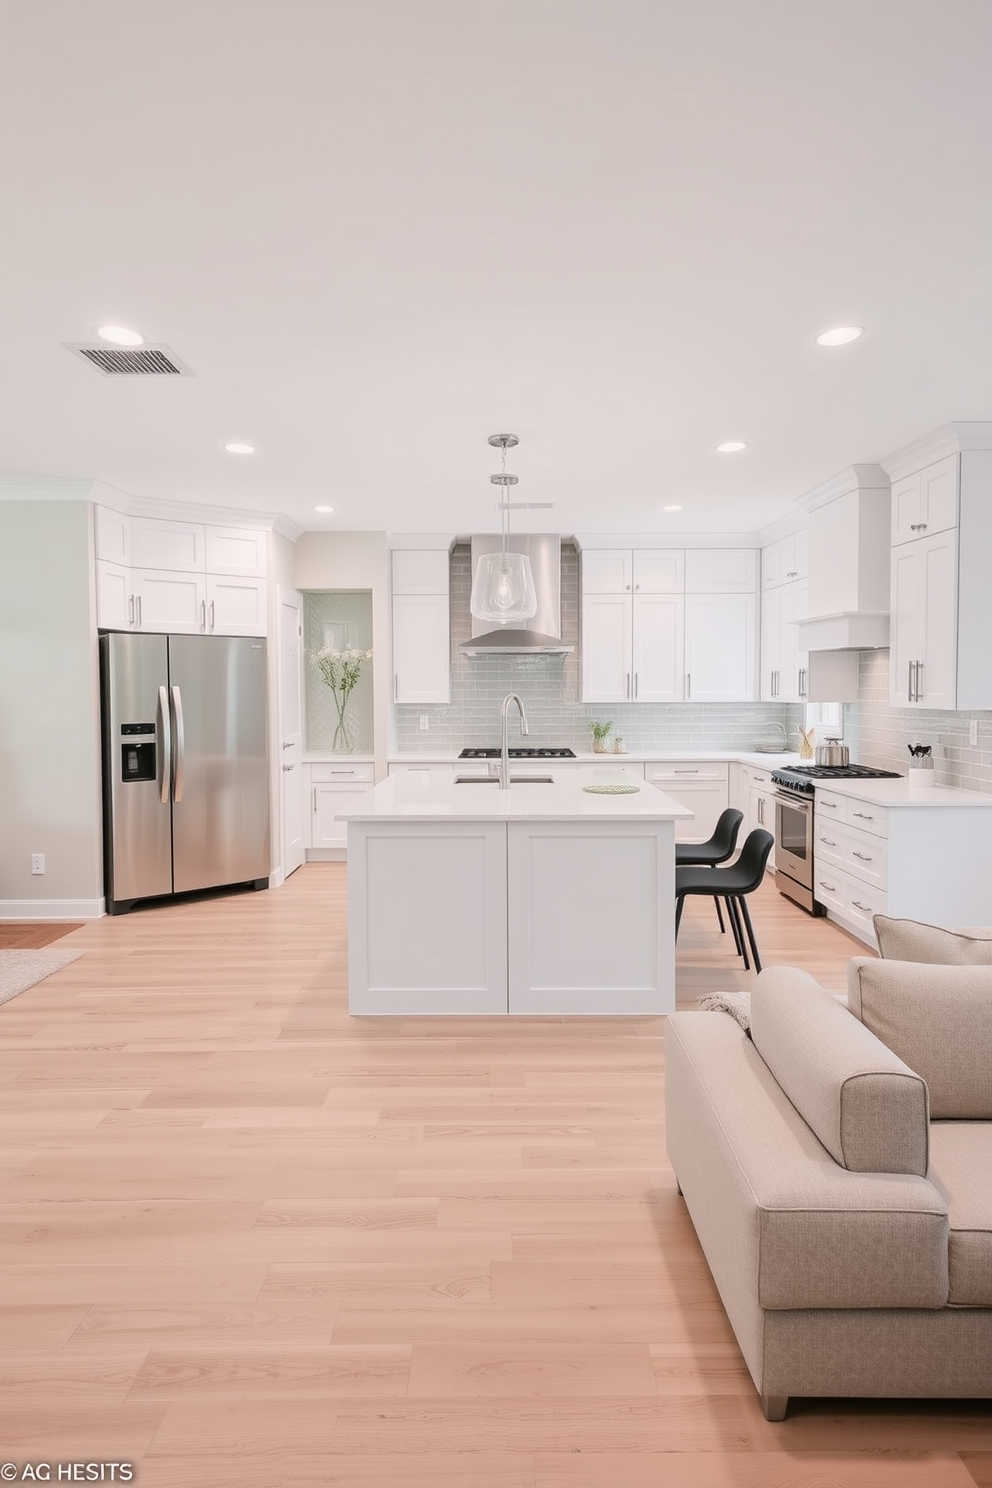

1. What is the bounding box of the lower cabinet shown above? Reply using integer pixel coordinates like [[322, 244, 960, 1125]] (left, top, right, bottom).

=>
[[645, 762, 729, 845], [739, 765, 777, 869], [307, 761, 376, 855]]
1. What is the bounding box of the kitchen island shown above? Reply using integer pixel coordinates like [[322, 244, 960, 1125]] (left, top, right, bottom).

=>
[[338, 767, 692, 1016]]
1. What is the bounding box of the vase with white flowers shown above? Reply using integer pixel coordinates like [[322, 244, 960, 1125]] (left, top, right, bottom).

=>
[[312, 646, 373, 753]]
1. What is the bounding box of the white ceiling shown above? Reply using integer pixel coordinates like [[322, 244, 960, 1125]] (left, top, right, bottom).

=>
[[1, 0, 991, 537]]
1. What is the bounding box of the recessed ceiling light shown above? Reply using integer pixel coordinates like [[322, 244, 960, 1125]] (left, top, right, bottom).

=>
[[816, 325, 863, 347], [716, 441, 747, 454], [313, 505, 334, 513], [662, 504, 683, 512], [97, 325, 144, 347], [224, 442, 256, 455]]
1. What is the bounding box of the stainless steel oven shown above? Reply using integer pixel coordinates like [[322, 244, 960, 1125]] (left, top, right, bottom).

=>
[[774, 789, 823, 915]]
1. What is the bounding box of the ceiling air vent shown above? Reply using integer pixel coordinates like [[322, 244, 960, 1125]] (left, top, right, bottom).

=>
[[64, 344, 194, 376]]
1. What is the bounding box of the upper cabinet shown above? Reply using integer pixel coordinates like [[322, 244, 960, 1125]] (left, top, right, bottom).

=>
[[93, 507, 268, 635], [579, 546, 757, 703], [761, 530, 809, 590], [884, 436, 992, 710], [391, 547, 451, 704]]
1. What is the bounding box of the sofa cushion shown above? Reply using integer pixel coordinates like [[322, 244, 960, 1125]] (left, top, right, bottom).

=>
[[928, 1122, 992, 1306], [750, 967, 929, 1176], [873, 915, 992, 965], [847, 958, 992, 1120]]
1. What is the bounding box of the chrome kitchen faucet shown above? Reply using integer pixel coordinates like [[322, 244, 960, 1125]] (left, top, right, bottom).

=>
[[499, 693, 528, 789]]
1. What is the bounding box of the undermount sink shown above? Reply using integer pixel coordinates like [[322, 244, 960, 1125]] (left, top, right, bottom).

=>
[[454, 775, 555, 785]]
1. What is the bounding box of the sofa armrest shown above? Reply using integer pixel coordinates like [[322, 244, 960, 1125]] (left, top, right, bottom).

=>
[[665, 1012, 949, 1315]]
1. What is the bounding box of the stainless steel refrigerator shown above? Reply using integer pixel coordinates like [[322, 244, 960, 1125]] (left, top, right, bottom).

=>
[[100, 631, 270, 914]]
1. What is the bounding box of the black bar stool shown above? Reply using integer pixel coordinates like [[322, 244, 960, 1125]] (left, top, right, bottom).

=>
[[674, 808, 744, 940], [675, 827, 774, 973]]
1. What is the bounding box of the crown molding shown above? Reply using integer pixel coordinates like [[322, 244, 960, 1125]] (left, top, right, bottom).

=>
[[272, 513, 302, 542], [0, 476, 96, 501], [795, 463, 889, 513], [879, 421, 992, 481], [755, 508, 808, 547]]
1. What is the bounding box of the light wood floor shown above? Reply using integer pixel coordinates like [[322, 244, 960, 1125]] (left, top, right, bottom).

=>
[[1, 867, 988, 1488]]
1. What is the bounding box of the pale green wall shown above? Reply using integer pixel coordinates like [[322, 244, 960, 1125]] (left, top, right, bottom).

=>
[[0, 502, 103, 908]]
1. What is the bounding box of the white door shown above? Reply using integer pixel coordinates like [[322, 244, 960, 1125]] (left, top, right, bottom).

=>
[[581, 593, 633, 702], [685, 593, 756, 701], [632, 594, 683, 701], [278, 588, 305, 878], [889, 543, 922, 705]]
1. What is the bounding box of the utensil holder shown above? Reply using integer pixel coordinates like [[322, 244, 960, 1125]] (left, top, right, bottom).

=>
[[909, 760, 935, 789]]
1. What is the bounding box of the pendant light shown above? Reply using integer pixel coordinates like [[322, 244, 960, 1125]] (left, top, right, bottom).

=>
[[469, 433, 538, 625]]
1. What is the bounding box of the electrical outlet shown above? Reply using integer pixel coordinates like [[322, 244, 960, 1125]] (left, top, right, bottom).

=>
[[970, 719, 979, 747], [31, 852, 45, 875], [419, 714, 429, 731]]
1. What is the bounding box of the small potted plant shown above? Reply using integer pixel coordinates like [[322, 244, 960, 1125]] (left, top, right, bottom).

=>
[[590, 720, 613, 754]]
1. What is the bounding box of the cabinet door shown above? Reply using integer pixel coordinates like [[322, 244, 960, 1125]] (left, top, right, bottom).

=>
[[312, 783, 371, 850], [581, 593, 633, 702], [205, 526, 267, 578], [684, 593, 756, 701], [95, 506, 131, 564], [95, 560, 134, 630], [749, 787, 776, 868], [760, 585, 783, 700], [777, 580, 807, 703], [131, 518, 206, 573], [581, 550, 632, 594], [645, 767, 728, 843], [917, 530, 958, 708], [632, 594, 683, 701], [632, 550, 684, 594], [393, 593, 450, 704], [889, 542, 922, 705], [891, 470, 923, 546], [892, 456, 959, 545], [392, 549, 450, 595], [133, 570, 207, 634], [205, 575, 267, 636], [685, 548, 757, 594]]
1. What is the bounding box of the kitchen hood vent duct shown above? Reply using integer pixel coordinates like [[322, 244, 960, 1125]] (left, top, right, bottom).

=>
[[64, 344, 193, 376], [461, 535, 573, 656]]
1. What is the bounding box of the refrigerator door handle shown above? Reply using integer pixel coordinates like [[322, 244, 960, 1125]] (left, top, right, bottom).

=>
[[158, 685, 172, 805], [171, 685, 186, 802]]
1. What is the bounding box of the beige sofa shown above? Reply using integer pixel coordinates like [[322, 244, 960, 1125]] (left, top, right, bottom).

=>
[[665, 955, 992, 1419]]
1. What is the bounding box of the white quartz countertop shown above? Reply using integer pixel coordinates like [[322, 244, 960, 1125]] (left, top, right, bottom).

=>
[[815, 777, 992, 809], [388, 750, 801, 768], [338, 767, 694, 822]]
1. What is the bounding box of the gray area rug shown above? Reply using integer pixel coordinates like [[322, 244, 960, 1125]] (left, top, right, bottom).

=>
[[0, 947, 83, 1006]]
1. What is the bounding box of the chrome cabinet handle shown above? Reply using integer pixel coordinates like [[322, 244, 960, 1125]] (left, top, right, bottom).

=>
[[136, 595, 142, 627], [674, 769, 699, 774], [852, 850, 873, 861], [786, 570, 797, 577], [626, 672, 631, 699], [853, 811, 875, 820], [686, 672, 691, 699], [209, 600, 215, 631], [819, 880, 837, 893], [282, 741, 294, 750], [634, 672, 639, 698], [820, 837, 837, 846], [394, 673, 399, 702], [852, 899, 873, 913], [128, 594, 135, 626], [819, 799, 838, 810], [910, 522, 928, 531], [282, 763, 294, 772], [200, 600, 206, 632], [313, 788, 317, 812], [915, 660, 923, 700]]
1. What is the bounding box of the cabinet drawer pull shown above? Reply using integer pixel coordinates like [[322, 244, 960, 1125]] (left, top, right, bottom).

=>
[[819, 800, 838, 810], [674, 768, 700, 774], [851, 899, 873, 913], [200, 599, 206, 632], [852, 850, 873, 861], [819, 880, 837, 893], [820, 837, 837, 847], [910, 522, 928, 531], [685, 672, 691, 699], [853, 812, 875, 821]]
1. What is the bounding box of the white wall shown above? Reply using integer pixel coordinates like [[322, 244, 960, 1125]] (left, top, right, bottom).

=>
[[0, 502, 104, 915]]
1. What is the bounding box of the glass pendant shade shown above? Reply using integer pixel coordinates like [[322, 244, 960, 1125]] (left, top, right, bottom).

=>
[[470, 549, 538, 625]]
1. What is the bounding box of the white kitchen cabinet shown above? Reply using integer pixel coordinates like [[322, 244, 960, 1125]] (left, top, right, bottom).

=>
[[392, 593, 450, 704], [581, 592, 684, 703], [581, 548, 684, 595], [739, 765, 777, 869], [132, 568, 207, 634], [760, 579, 808, 702], [644, 761, 729, 844], [205, 575, 267, 637], [391, 548, 450, 704], [308, 761, 376, 854], [388, 762, 456, 785], [685, 548, 757, 594], [95, 560, 134, 630], [891, 454, 958, 546], [131, 516, 207, 573], [204, 525, 268, 578], [761, 529, 808, 590], [684, 593, 757, 701], [889, 530, 957, 708], [94, 505, 131, 565]]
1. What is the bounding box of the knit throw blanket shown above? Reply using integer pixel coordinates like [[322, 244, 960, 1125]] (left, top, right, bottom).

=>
[[697, 990, 752, 1032]]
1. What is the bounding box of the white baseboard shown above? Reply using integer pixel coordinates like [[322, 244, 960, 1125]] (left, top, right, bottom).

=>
[[269, 866, 285, 889], [0, 898, 105, 921]]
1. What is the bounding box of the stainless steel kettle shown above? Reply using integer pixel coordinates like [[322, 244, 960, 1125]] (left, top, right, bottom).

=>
[[815, 738, 850, 767]]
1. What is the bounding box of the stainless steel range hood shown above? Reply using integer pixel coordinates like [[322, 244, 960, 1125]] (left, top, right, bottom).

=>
[[461, 535, 573, 656]]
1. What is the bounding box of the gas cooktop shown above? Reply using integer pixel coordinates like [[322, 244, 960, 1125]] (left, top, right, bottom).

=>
[[458, 747, 577, 759], [772, 764, 903, 796]]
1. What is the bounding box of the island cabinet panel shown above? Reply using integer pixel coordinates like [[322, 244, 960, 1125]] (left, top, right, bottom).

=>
[[506, 820, 675, 1015], [347, 822, 508, 1014]]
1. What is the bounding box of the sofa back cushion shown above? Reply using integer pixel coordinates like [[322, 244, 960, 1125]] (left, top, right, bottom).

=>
[[847, 958, 992, 1119], [873, 915, 992, 965], [750, 967, 930, 1176]]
